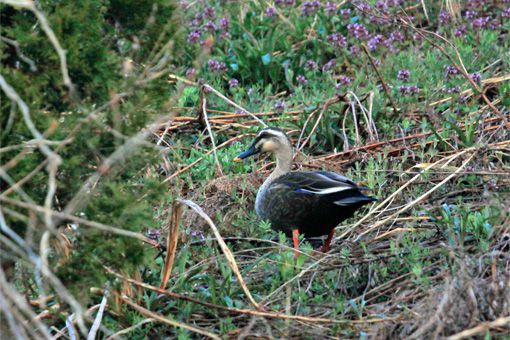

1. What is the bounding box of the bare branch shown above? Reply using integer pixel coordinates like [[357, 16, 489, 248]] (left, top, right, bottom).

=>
[[1, 0, 73, 92], [87, 289, 109, 340], [204, 84, 268, 127], [0, 36, 37, 71], [177, 199, 263, 311]]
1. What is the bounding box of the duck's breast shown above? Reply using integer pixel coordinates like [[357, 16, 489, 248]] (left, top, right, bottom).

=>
[[256, 181, 320, 232]]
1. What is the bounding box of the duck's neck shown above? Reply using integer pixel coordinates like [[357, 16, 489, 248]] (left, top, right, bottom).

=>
[[271, 146, 292, 179], [260, 144, 292, 191], [255, 144, 293, 217]]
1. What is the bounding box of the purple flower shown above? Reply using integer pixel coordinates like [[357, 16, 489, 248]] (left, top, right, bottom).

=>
[[375, 1, 388, 11], [367, 34, 384, 51], [472, 16, 490, 30], [186, 68, 196, 78], [340, 8, 351, 19], [470, 72, 481, 83], [322, 59, 336, 72], [207, 59, 227, 72], [467, 0, 483, 9], [204, 21, 217, 32], [438, 11, 451, 24], [296, 75, 308, 85], [274, 101, 286, 110], [349, 45, 361, 55], [204, 6, 215, 19], [503, 8, 510, 19], [219, 17, 230, 31], [389, 30, 404, 42], [454, 25, 467, 37], [220, 31, 231, 40], [305, 60, 318, 70], [193, 13, 204, 25], [444, 85, 461, 94], [147, 229, 161, 241], [444, 65, 459, 78], [413, 32, 423, 41], [328, 33, 347, 47], [190, 18, 201, 29], [325, 2, 337, 16], [465, 165, 475, 173], [301, 1, 321, 16], [408, 85, 420, 94], [464, 10, 478, 19], [397, 69, 410, 81], [228, 78, 239, 88], [347, 23, 369, 40], [487, 179, 498, 190], [458, 95, 469, 104], [337, 75, 351, 87], [399, 85, 409, 95], [276, 0, 295, 5], [354, 0, 372, 15], [266, 6, 277, 17], [387, 0, 403, 6], [190, 229, 205, 240], [187, 29, 202, 44], [369, 15, 389, 25], [399, 85, 419, 95], [489, 19, 501, 30]]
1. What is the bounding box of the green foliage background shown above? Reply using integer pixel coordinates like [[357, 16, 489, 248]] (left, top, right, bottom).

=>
[[1, 0, 178, 300]]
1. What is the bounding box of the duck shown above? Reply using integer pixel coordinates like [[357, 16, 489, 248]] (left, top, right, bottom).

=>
[[233, 127, 376, 255]]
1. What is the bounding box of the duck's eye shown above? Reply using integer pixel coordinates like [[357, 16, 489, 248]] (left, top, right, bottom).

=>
[[258, 132, 270, 139]]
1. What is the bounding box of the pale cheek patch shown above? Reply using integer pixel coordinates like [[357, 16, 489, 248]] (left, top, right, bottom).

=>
[[262, 141, 278, 152]]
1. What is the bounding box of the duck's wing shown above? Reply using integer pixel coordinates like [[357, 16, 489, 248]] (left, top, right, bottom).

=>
[[273, 171, 376, 207], [276, 171, 357, 194]]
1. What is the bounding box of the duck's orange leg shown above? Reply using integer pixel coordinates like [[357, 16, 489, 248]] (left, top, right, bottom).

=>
[[321, 229, 335, 253], [292, 229, 300, 258]]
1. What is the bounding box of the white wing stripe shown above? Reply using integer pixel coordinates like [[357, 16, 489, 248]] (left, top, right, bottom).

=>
[[299, 186, 352, 195]]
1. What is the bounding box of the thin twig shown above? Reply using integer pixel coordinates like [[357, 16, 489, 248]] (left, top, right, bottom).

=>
[[447, 317, 510, 340], [354, 150, 477, 241], [0, 36, 37, 71], [0, 75, 62, 229], [176, 199, 262, 310], [0, 196, 152, 243], [108, 268, 394, 325], [160, 202, 182, 289], [87, 289, 109, 340], [2, 0, 73, 92], [200, 86, 223, 176], [120, 294, 222, 340], [163, 134, 248, 183], [105, 318, 154, 340], [397, 17, 507, 123], [203, 84, 267, 127], [361, 44, 399, 114], [298, 95, 342, 152]]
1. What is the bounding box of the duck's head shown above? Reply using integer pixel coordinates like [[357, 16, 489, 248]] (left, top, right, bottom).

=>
[[234, 127, 292, 162]]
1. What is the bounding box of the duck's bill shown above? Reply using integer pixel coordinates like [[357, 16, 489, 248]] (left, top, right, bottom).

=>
[[233, 145, 259, 162]]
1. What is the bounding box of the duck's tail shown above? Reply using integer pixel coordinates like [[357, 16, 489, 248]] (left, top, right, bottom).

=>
[[332, 191, 377, 207]]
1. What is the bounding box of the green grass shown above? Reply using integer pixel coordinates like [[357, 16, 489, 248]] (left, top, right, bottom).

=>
[[1, 0, 509, 338]]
